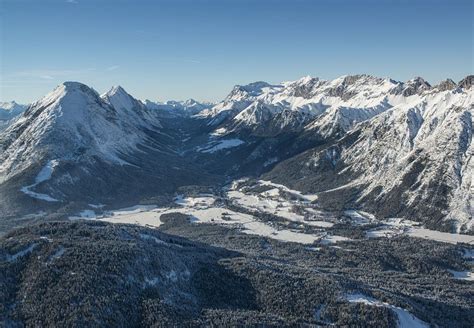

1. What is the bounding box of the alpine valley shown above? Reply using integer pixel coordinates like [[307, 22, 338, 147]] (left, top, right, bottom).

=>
[[1, 74, 473, 327]]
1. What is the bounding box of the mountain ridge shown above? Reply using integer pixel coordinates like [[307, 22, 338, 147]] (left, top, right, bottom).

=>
[[0, 74, 472, 234]]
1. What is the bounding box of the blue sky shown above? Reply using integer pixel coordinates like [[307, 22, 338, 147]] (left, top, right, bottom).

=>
[[1, 0, 473, 103]]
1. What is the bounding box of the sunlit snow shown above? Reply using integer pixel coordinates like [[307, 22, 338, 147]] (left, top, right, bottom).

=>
[[346, 293, 429, 328], [20, 160, 59, 202]]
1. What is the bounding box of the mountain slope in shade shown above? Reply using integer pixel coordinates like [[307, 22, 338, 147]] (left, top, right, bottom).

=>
[[264, 82, 474, 233], [0, 82, 214, 223]]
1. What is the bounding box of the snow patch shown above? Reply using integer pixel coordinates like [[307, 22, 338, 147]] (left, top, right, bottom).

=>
[[89, 203, 105, 209], [6, 243, 38, 262], [448, 270, 473, 281], [198, 139, 244, 153], [139, 233, 168, 245], [346, 293, 429, 328], [259, 180, 318, 202], [359, 213, 474, 245], [263, 157, 278, 167], [47, 247, 65, 263], [320, 235, 351, 244], [20, 160, 59, 202], [79, 210, 96, 218]]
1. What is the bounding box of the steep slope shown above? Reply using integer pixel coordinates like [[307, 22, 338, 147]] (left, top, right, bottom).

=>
[[102, 86, 163, 127], [0, 82, 213, 223], [265, 80, 474, 233], [189, 75, 422, 176]]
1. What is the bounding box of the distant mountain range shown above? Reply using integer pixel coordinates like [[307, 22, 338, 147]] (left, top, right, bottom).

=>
[[0, 101, 27, 131], [0, 74, 472, 234]]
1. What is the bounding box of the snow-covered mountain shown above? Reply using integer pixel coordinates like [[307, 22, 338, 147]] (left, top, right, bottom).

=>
[[0, 82, 211, 219], [1, 82, 153, 180], [265, 76, 474, 233], [0, 75, 472, 234], [144, 98, 213, 117], [200, 74, 469, 139]]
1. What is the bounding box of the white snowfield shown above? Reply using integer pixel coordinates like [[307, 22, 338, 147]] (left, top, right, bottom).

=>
[[197, 138, 244, 153], [83, 196, 323, 244], [226, 180, 331, 228], [70, 180, 474, 246], [199, 75, 397, 133], [259, 180, 319, 202], [20, 160, 59, 202], [70, 187, 345, 245], [447, 269, 474, 281], [346, 211, 474, 245], [346, 293, 429, 328]]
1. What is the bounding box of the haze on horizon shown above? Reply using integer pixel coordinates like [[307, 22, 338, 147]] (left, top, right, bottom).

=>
[[1, 0, 473, 104]]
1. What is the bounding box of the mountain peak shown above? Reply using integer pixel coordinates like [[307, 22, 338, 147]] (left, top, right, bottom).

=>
[[58, 81, 101, 98], [30, 81, 101, 113], [435, 78, 457, 91], [458, 75, 474, 89], [296, 75, 316, 84], [62, 81, 90, 89], [225, 81, 272, 101], [0, 100, 21, 110], [0, 100, 26, 121], [407, 76, 431, 87], [102, 85, 144, 112], [390, 76, 431, 96], [107, 85, 128, 96]]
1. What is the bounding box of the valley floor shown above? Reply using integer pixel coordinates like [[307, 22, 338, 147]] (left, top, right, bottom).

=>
[[3, 179, 473, 327], [71, 178, 474, 247]]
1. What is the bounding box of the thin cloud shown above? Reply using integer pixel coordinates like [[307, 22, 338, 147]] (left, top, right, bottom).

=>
[[106, 65, 120, 71], [66, 0, 78, 4], [12, 68, 95, 79]]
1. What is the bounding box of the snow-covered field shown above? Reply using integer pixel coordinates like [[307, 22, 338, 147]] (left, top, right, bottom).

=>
[[258, 180, 319, 202], [346, 293, 429, 328], [197, 138, 244, 153], [448, 270, 474, 281], [346, 211, 474, 245], [69, 180, 474, 247], [227, 189, 333, 228], [108, 195, 323, 244], [69, 188, 344, 245]]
